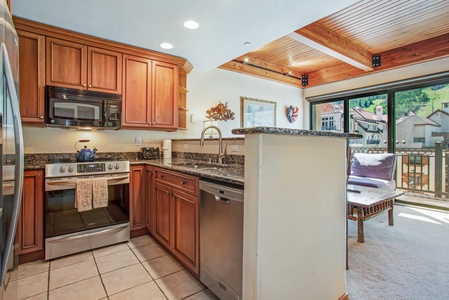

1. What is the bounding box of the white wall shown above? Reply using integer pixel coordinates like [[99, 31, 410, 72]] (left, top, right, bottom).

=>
[[179, 68, 303, 138], [303, 57, 449, 129], [23, 68, 303, 153]]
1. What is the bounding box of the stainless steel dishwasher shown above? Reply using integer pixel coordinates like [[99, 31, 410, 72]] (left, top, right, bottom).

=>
[[200, 179, 244, 300]]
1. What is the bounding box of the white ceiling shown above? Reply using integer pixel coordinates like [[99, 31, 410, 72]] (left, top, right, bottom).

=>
[[12, 0, 358, 71]]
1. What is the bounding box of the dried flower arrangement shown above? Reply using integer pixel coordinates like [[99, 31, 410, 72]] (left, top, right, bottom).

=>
[[205, 101, 235, 121]]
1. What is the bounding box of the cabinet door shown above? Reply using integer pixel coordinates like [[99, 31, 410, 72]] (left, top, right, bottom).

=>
[[122, 55, 152, 128], [152, 61, 178, 129], [172, 189, 199, 274], [46, 37, 88, 89], [129, 165, 146, 231], [145, 166, 154, 233], [153, 182, 172, 250], [18, 170, 44, 255], [18, 30, 45, 126], [88, 47, 122, 94]]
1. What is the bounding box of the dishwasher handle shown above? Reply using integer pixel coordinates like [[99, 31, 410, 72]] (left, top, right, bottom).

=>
[[200, 180, 244, 202], [214, 195, 230, 204]]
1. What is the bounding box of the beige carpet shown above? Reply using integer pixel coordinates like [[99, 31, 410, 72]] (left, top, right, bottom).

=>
[[346, 204, 449, 300]]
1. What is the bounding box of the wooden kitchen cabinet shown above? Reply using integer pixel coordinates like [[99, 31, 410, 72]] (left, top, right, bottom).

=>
[[46, 37, 122, 94], [145, 166, 155, 233], [122, 55, 178, 130], [18, 30, 46, 126], [17, 170, 44, 259], [129, 165, 146, 232], [152, 168, 199, 275]]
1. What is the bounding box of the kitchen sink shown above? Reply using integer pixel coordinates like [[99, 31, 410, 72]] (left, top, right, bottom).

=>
[[171, 162, 231, 170]]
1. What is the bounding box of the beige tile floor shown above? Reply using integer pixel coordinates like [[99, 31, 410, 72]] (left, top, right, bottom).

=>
[[14, 235, 219, 300]]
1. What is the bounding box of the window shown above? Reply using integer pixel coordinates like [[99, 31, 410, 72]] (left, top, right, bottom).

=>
[[414, 137, 425, 143]]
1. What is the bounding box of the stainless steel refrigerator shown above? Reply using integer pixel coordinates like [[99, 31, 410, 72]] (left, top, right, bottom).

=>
[[0, 0, 24, 299]]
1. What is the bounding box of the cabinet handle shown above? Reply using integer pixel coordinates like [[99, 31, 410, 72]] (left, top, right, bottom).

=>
[[39, 116, 44, 119], [180, 181, 185, 185], [159, 175, 163, 178]]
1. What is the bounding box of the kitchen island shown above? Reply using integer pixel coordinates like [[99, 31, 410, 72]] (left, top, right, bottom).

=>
[[232, 127, 361, 300]]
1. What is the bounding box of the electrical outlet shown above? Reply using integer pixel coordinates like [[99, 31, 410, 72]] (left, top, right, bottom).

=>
[[231, 145, 239, 152], [183, 144, 189, 149], [135, 137, 142, 146]]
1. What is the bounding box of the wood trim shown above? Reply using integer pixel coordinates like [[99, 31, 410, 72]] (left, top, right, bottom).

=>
[[13, 16, 192, 74], [19, 250, 45, 265], [294, 23, 374, 71], [306, 32, 449, 87], [338, 292, 350, 300], [219, 60, 303, 88]]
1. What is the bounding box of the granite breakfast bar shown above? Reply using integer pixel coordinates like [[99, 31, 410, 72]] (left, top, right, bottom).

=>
[[232, 127, 362, 300]]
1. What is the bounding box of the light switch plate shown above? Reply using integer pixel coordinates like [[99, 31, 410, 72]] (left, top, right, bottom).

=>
[[135, 137, 142, 146]]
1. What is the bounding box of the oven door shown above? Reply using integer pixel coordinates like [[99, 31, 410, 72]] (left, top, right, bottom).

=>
[[44, 173, 130, 259], [45, 173, 130, 236]]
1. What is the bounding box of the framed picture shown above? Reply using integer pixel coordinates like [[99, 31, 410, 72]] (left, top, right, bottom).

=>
[[240, 97, 277, 127]]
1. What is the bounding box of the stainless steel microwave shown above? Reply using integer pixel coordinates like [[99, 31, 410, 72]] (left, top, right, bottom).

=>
[[46, 86, 122, 129]]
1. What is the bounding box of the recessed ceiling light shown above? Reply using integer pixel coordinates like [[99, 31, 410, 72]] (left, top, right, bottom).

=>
[[244, 42, 251, 45], [160, 42, 173, 49], [183, 20, 199, 29], [243, 57, 249, 64]]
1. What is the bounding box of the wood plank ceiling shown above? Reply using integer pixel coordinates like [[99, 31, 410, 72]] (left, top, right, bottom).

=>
[[220, 0, 449, 88]]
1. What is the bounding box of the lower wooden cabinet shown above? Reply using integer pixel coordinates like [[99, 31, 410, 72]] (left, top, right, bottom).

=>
[[18, 170, 44, 256], [131, 165, 199, 275], [145, 166, 155, 233], [152, 168, 200, 275], [129, 165, 146, 231]]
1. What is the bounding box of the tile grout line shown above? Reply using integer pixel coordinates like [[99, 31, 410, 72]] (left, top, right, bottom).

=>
[[129, 235, 170, 300], [92, 250, 110, 299]]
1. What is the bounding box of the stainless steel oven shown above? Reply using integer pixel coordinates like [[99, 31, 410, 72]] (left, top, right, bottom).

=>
[[44, 160, 130, 260]]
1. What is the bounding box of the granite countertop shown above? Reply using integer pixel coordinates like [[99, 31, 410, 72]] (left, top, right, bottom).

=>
[[24, 155, 244, 185], [131, 158, 244, 185], [232, 126, 363, 139]]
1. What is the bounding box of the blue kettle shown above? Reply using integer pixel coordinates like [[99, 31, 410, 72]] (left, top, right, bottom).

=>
[[75, 140, 98, 162]]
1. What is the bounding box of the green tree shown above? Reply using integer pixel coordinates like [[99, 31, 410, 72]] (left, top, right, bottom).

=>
[[394, 89, 430, 119]]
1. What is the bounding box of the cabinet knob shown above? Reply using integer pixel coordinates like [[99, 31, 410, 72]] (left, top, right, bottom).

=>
[[39, 116, 44, 119], [159, 175, 163, 178], [88, 84, 92, 88], [180, 181, 185, 185], [83, 84, 87, 87]]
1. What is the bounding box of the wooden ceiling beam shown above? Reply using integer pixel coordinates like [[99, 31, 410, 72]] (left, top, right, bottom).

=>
[[219, 60, 303, 88], [290, 23, 374, 71], [307, 32, 449, 87]]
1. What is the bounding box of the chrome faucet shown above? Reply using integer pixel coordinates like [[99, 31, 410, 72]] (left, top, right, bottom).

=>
[[200, 125, 224, 164]]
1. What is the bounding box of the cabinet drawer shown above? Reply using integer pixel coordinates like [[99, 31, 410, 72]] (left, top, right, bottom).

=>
[[154, 168, 198, 196]]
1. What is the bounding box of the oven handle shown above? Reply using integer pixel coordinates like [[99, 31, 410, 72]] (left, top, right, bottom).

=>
[[49, 225, 127, 242], [45, 175, 129, 191]]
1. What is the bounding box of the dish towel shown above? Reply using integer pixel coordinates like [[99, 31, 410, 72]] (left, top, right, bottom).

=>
[[92, 177, 108, 208], [75, 178, 93, 212]]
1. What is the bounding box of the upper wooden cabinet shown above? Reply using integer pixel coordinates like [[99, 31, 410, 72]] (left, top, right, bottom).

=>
[[46, 37, 122, 94], [122, 56, 178, 130], [18, 30, 45, 126]]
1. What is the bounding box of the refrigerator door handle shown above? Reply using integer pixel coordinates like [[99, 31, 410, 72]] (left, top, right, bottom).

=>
[[0, 42, 24, 283]]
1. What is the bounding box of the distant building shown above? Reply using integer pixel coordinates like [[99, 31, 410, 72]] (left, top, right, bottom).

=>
[[319, 104, 388, 147], [395, 113, 441, 148]]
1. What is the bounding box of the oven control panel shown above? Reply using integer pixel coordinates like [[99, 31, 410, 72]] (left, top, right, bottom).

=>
[[77, 163, 106, 173]]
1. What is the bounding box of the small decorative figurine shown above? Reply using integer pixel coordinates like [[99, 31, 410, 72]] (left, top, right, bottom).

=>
[[206, 101, 235, 121], [286, 105, 299, 123]]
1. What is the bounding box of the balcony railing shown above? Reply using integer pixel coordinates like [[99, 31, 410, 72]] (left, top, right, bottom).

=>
[[350, 143, 448, 199]]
